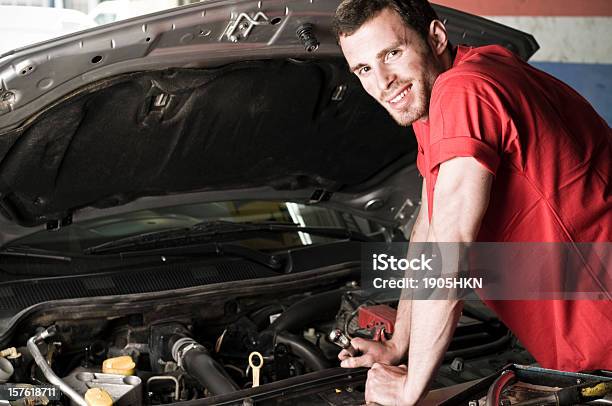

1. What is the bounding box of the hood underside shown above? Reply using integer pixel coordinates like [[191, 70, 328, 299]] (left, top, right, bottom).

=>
[[0, 0, 539, 233], [0, 59, 415, 227]]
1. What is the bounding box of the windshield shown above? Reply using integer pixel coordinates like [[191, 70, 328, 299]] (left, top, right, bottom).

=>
[[9, 201, 381, 253], [0, 0, 201, 54]]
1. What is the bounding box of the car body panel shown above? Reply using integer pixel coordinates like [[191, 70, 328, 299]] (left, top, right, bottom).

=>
[[0, 1, 538, 246], [0, 1, 538, 129]]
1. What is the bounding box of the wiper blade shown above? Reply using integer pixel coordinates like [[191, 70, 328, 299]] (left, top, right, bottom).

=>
[[118, 242, 284, 271], [256, 223, 377, 242], [84, 220, 376, 255], [0, 246, 72, 262], [83, 221, 259, 254], [195, 220, 377, 243]]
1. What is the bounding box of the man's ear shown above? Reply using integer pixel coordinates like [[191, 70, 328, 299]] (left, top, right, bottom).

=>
[[427, 20, 448, 57]]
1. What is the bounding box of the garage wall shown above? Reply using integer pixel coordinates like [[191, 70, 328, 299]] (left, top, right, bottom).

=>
[[435, 0, 612, 124]]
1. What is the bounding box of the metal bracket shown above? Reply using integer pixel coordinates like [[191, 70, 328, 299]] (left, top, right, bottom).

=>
[[308, 189, 332, 204], [46, 215, 73, 231], [224, 11, 270, 42], [152, 93, 170, 109], [394, 198, 415, 223], [394, 198, 418, 239], [0, 90, 15, 114]]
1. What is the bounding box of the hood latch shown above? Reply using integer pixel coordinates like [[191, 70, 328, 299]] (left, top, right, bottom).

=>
[[224, 11, 270, 43]]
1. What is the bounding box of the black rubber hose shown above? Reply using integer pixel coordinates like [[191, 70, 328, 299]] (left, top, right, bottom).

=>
[[173, 338, 239, 396], [183, 347, 239, 395], [268, 290, 343, 333], [275, 331, 330, 371], [443, 334, 512, 362]]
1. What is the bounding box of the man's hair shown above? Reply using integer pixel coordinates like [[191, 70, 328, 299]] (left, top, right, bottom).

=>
[[333, 0, 440, 42]]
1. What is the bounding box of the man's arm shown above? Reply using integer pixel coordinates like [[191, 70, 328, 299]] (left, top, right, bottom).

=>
[[410, 179, 429, 242], [386, 179, 430, 359], [365, 157, 493, 405], [339, 180, 429, 367]]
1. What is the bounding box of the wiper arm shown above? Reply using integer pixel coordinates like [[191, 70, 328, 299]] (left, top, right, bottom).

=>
[[192, 220, 377, 242], [0, 246, 73, 262], [84, 220, 376, 255], [84, 221, 259, 255], [195, 220, 378, 242], [118, 242, 284, 271], [255, 223, 377, 242]]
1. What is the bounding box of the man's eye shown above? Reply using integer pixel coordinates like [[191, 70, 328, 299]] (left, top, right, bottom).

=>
[[358, 66, 371, 76], [386, 50, 400, 61]]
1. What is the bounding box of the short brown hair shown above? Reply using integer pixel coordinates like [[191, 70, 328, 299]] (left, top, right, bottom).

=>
[[333, 0, 440, 41]]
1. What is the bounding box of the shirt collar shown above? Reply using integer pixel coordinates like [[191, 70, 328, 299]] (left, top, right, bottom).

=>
[[453, 44, 472, 67], [414, 45, 471, 126]]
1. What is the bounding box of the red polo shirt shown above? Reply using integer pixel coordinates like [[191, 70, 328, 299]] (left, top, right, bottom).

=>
[[412, 45, 611, 371]]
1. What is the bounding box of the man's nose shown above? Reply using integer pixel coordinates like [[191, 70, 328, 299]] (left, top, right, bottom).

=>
[[375, 67, 395, 92]]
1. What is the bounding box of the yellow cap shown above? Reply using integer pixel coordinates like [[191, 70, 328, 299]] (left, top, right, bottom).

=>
[[85, 388, 113, 406], [102, 356, 135, 376]]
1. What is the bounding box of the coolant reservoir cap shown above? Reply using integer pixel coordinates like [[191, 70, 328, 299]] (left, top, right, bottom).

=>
[[85, 387, 113, 406], [102, 355, 135, 376]]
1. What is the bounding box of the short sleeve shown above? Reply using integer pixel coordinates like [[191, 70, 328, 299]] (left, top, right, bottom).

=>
[[427, 76, 505, 175]]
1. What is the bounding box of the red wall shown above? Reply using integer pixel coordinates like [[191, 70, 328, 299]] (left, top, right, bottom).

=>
[[433, 0, 612, 16]]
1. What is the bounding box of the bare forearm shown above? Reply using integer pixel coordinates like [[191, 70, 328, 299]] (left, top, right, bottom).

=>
[[403, 299, 462, 404], [409, 204, 429, 243], [363, 159, 492, 405], [398, 159, 490, 403], [400, 160, 488, 402], [390, 198, 429, 359]]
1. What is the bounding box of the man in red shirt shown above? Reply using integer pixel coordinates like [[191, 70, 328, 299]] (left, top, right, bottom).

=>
[[334, 0, 611, 404]]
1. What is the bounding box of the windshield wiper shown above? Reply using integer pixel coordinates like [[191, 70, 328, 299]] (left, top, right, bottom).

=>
[[115, 242, 284, 271], [258, 222, 377, 242], [84, 220, 376, 255], [0, 246, 73, 262]]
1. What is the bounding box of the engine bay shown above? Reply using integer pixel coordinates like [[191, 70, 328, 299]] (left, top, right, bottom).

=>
[[0, 276, 542, 406]]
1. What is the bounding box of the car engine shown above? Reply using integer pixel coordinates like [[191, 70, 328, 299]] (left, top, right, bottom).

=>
[[0, 285, 535, 405]]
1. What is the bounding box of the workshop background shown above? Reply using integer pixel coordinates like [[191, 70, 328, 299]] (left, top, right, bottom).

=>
[[436, 0, 612, 124], [1, 0, 611, 124]]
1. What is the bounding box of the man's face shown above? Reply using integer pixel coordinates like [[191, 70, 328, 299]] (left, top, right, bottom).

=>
[[339, 8, 443, 126]]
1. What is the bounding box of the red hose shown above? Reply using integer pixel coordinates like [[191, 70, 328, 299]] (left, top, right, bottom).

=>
[[485, 370, 517, 406]]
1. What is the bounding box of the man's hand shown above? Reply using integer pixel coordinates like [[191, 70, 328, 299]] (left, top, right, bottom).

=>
[[365, 363, 410, 406], [338, 337, 402, 368]]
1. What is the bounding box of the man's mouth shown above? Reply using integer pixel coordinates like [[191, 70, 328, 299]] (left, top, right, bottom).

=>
[[386, 84, 413, 109]]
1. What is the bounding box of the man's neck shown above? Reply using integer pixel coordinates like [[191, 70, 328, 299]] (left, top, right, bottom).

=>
[[441, 46, 455, 72]]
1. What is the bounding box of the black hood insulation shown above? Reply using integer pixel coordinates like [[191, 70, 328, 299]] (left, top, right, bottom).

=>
[[0, 59, 416, 227]]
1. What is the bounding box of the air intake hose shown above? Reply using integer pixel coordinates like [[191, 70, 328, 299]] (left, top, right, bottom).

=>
[[171, 337, 239, 396]]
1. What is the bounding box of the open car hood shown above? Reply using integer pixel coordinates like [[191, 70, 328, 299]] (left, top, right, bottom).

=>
[[0, 0, 538, 245]]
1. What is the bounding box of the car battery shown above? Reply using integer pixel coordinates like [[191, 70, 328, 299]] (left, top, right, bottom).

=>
[[358, 304, 397, 335]]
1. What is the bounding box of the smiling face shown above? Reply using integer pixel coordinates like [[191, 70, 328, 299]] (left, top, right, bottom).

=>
[[339, 8, 447, 126]]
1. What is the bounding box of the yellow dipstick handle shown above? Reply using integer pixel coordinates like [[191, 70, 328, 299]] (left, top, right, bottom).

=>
[[85, 388, 113, 406], [248, 352, 264, 388]]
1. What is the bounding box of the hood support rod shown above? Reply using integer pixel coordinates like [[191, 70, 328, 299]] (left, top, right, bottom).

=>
[[27, 326, 88, 406]]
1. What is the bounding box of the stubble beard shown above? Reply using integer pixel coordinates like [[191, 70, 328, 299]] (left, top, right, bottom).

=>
[[387, 67, 439, 127]]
